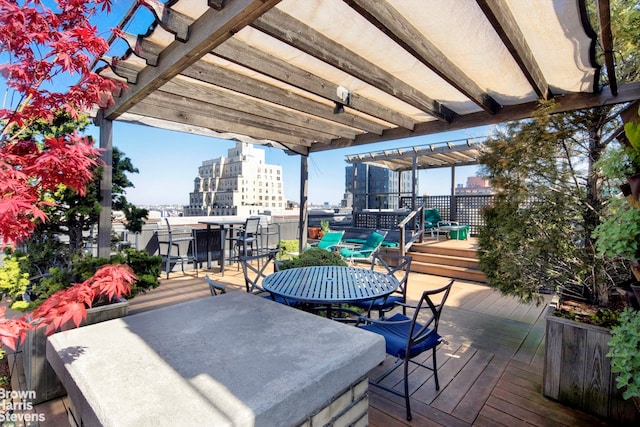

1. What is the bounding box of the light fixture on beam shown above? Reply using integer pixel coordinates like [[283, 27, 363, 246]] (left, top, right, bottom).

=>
[[334, 85, 351, 114]]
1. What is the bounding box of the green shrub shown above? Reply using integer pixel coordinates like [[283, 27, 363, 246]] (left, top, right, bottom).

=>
[[0, 249, 30, 302], [279, 247, 346, 270], [277, 240, 300, 260], [593, 197, 640, 261], [608, 308, 640, 401]]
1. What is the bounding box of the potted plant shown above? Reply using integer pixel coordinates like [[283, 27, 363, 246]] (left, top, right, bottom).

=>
[[319, 220, 330, 238], [308, 226, 321, 240], [0, 247, 161, 403], [607, 307, 640, 412]]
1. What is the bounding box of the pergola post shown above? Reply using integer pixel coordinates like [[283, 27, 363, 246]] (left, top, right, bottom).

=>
[[450, 165, 457, 221], [351, 164, 357, 211], [97, 113, 113, 258], [412, 154, 418, 210], [298, 155, 309, 253]]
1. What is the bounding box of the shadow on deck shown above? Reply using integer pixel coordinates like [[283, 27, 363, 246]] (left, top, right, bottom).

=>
[[33, 265, 616, 426]]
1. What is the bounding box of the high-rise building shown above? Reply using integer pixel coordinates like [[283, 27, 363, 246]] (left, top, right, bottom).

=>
[[344, 164, 415, 211], [184, 142, 284, 216]]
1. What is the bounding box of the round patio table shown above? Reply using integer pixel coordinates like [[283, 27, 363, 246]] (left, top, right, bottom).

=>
[[262, 265, 399, 319]]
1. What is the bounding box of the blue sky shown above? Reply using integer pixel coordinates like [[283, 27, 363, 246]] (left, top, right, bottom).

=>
[[87, 121, 490, 206]]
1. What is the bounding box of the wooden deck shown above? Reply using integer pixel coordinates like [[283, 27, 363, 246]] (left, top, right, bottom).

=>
[[34, 260, 618, 426]]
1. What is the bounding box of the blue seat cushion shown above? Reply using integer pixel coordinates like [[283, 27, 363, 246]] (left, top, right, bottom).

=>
[[359, 313, 441, 358], [354, 295, 403, 310]]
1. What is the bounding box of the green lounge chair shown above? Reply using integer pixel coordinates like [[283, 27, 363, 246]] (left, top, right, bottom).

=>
[[339, 230, 388, 264], [424, 208, 442, 237], [311, 230, 345, 251]]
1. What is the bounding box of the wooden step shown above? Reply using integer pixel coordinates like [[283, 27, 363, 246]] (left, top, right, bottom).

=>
[[410, 251, 479, 269], [409, 243, 477, 259], [410, 260, 487, 283], [407, 239, 486, 283]]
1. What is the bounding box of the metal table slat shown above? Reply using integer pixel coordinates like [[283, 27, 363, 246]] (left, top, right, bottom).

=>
[[262, 266, 399, 306]]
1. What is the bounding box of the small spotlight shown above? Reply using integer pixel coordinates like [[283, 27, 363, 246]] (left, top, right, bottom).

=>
[[333, 102, 345, 114]]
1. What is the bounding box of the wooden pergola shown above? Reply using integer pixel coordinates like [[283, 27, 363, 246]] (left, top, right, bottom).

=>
[[345, 138, 484, 209], [94, 0, 640, 255]]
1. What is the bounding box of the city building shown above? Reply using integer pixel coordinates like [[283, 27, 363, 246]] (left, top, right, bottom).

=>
[[343, 164, 415, 211], [455, 176, 494, 195], [184, 142, 284, 217]]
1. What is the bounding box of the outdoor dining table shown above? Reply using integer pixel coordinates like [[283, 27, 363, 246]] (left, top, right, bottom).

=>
[[262, 265, 399, 319], [198, 219, 246, 275]]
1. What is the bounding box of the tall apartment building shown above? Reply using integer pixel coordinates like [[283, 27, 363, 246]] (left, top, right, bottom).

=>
[[184, 142, 284, 217], [343, 164, 415, 211]]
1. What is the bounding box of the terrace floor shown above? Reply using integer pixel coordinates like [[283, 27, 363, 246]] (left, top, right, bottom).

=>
[[30, 253, 618, 426]]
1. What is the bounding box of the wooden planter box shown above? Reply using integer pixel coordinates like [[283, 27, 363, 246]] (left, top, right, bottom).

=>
[[21, 299, 130, 404], [543, 305, 639, 423]]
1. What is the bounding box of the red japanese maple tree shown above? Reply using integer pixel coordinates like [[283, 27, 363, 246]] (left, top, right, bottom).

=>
[[0, 0, 132, 350]]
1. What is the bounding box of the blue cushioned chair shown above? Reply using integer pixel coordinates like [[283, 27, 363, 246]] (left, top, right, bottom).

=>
[[339, 229, 387, 264], [357, 279, 454, 421], [353, 253, 412, 318]]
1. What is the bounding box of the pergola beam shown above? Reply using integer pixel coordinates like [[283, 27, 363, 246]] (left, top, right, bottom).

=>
[[476, 0, 551, 99], [597, 0, 617, 95], [160, 78, 361, 140], [213, 37, 417, 129], [252, 8, 456, 122], [316, 81, 640, 152], [129, 98, 314, 147], [104, 0, 282, 119], [344, 0, 501, 115]]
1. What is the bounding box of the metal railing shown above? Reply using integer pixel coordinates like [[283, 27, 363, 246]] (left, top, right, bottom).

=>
[[400, 195, 495, 236], [397, 205, 424, 256]]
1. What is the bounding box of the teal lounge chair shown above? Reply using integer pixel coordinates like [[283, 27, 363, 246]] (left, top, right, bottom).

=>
[[424, 208, 442, 237], [340, 230, 388, 263], [310, 230, 345, 251]]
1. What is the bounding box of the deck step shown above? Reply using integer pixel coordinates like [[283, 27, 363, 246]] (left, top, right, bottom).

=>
[[407, 240, 486, 283], [409, 261, 486, 283], [409, 252, 478, 269]]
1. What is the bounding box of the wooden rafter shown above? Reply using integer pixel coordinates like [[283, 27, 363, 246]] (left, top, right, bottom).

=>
[[184, 58, 386, 135], [252, 8, 456, 122], [476, 0, 551, 100], [104, 0, 282, 119], [213, 37, 418, 129], [138, 0, 192, 42], [597, 0, 617, 95], [344, 0, 501, 115], [316, 81, 640, 152], [130, 96, 315, 147]]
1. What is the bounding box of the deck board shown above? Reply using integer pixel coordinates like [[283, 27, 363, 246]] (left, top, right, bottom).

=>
[[32, 250, 618, 426]]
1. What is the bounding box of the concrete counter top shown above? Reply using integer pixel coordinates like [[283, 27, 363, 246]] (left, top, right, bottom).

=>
[[47, 292, 385, 426]]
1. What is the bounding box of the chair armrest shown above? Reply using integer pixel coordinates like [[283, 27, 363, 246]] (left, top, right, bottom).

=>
[[356, 314, 412, 326]]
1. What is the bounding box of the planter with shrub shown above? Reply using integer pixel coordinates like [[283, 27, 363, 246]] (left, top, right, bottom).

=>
[[0, 248, 161, 403]]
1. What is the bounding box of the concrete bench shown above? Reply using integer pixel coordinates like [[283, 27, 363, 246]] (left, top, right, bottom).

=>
[[47, 292, 385, 426]]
